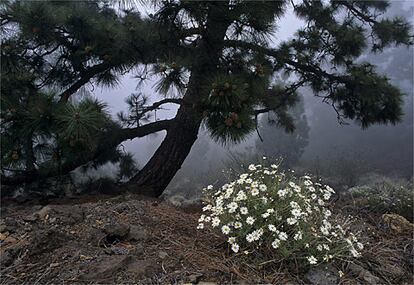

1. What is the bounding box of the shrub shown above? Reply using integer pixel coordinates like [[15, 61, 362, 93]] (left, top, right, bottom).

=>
[[197, 162, 363, 266], [349, 177, 413, 222]]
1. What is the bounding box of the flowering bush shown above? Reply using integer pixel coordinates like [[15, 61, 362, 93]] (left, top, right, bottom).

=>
[[197, 162, 363, 266]]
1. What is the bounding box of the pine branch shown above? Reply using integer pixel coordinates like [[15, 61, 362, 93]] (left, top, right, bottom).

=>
[[58, 62, 112, 103], [1, 119, 172, 185], [140, 98, 182, 115]]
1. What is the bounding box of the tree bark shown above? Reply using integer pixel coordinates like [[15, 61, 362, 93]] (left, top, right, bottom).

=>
[[127, 2, 231, 197], [127, 103, 202, 197]]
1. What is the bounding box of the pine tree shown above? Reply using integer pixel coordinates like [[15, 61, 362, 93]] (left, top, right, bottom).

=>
[[1, 0, 412, 197]]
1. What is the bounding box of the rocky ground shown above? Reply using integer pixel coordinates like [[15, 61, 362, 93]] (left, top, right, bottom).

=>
[[0, 193, 413, 284]]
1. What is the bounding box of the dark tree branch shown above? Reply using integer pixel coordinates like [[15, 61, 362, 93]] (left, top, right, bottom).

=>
[[58, 62, 111, 103], [140, 98, 182, 115], [339, 1, 378, 25], [1, 119, 172, 186]]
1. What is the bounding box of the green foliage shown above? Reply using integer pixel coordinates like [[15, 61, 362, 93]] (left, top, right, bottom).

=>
[[1, 0, 412, 193], [56, 98, 110, 147], [332, 64, 403, 128], [117, 93, 151, 127]]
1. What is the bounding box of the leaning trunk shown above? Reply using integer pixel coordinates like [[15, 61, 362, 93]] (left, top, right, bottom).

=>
[[128, 2, 230, 196], [127, 104, 202, 197]]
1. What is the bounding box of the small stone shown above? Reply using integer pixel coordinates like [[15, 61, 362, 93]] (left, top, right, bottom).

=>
[[80, 255, 133, 280], [158, 251, 168, 259], [23, 214, 37, 222], [0, 224, 6, 232], [188, 273, 203, 283], [348, 263, 381, 284], [305, 265, 338, 285], [103, 222, 130, 239], [4, 236, 17, 244], [127, 225, 148, 242], [0, 232, 7, 240], [130, 243, 144, 256], [49, 262, 60, 268], [37, 206, 52, 220], [126, 258, 159, 278]]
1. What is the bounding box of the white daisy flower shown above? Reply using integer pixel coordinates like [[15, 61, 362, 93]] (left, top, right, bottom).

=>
[[268, 224, 277, 232], [197, 223, 204, 229], [212, 217, 220, 227], [251, 188, 259, 196], [278, 232, 288, 241], [231, 243, 239, 253], [240, 207, 248, 215], [287, 217, 297, 225], [307, 256, 318, 265], [246, 216, 255, 225], [221, 225, 231, 235], [271, 239, 280, 249], [248, 164, 256, 171]]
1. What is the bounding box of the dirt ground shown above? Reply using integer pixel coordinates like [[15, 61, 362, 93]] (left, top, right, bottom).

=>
[[0, 193, 413, 284]]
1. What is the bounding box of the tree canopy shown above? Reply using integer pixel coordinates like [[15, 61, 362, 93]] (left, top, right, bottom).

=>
[[1, 0, 412, 196]]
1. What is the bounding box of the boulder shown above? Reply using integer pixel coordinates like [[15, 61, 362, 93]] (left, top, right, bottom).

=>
[[382, 214, 414, 234], [127, 225, 148, 242], [348, 263, 381, 284], [103, 222, 130, 240], [305, 265, 338, 285], [80, 255, 133, 280]]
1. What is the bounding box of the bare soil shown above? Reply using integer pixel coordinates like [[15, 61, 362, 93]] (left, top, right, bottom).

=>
[[0, 194, 413, 284]]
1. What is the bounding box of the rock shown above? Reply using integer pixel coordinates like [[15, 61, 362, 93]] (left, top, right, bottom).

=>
[[158, 251, 168, 259], [0, 232, 7, 240], [381, 214, 414, 234], [80, 255, 133, 280], [305, 265, 338, 285], [0, 250, 15, 267], [57, 205, 84, 225], [3, 218, 18, 233], [127, 225, 148, 242], [103, 222, 130, 239], [130, 243, 144, 256], [22, 214, 37, 222], [49, 262, 60, 268], [125, 258, 158, 278], [29, 229, 71, 257], [113, 203, 129, 214], [188, 273, 204, 283], [0, 242, 26, 267], [103, 246, 129, 255], [37, 206, 52, 220], [348, 263, 381, 284], [0, 224, 7, 233], [4, 236, 17, 245]]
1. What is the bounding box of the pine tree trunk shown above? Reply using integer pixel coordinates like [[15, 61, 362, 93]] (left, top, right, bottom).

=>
[[127, 2, 231, 197], [127, 103, 202, 197]]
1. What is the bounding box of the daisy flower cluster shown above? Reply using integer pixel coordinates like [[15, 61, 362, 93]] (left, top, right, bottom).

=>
[[197, 162, 363, 265]]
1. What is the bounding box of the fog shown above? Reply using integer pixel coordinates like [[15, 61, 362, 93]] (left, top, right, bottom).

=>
[[83, 1, 413, 196]]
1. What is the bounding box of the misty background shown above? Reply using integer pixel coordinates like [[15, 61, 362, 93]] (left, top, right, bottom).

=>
[[77, 1, 413, 198]]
